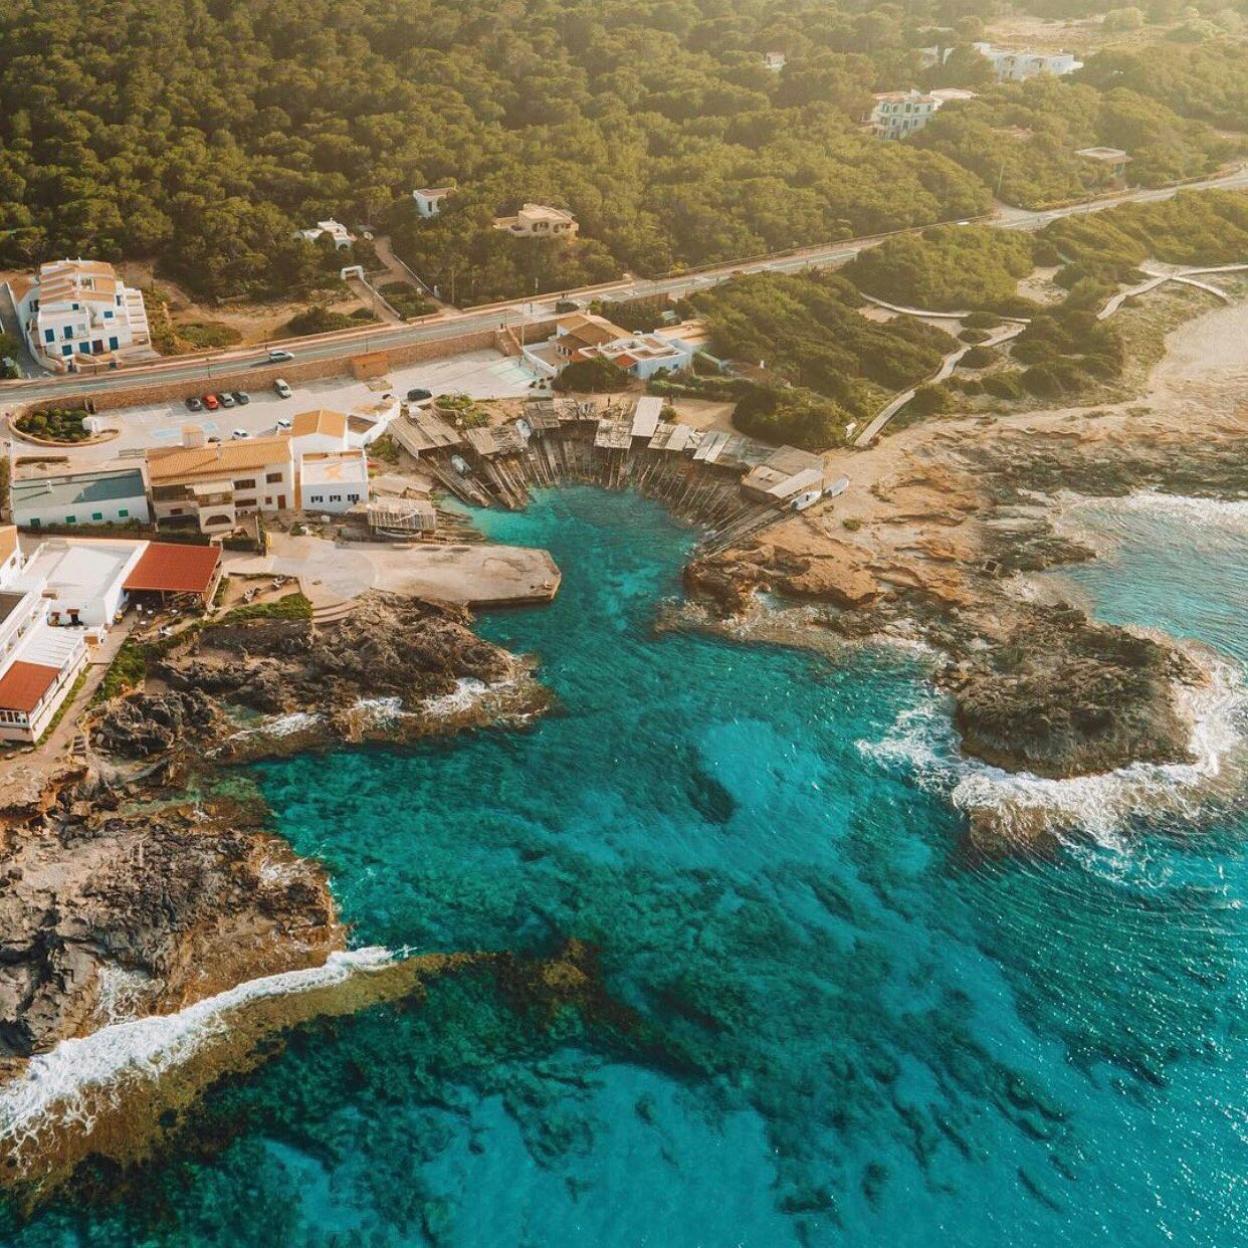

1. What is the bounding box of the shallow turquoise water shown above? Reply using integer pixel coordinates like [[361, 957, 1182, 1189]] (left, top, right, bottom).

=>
[[6, 487, 1248, 1247]]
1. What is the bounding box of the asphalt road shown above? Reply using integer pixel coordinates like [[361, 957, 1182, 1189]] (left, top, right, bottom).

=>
[[6, 164, 1246, 408]]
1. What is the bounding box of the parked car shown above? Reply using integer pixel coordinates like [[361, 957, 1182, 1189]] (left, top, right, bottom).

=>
[[267, 349, 294, 363], [186, 396, 204, 412], [274, 378, 292, 399], [232, 391, 250, 405], [217, 391, 235, 408], [276, 418, 292, 431], [406, 387, 432, 403], [231, 429, 251, 440], [207, 435, 221, 443], [202, 393, 219, 411]]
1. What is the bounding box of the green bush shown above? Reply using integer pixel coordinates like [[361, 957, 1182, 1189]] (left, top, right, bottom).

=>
[[843, 226, 1037, 312], [215, 592, 313, 625], [553, 357, 630, 393], [908, 383, 953, 416], [283, 305, 374, 336], [982, 370, 1026, 400], [959, 328, 991, 344], [176, 321, 242, 350], [960, 345, 1001, 369], [379, 282, 434, 318], [732, 385, 847, 451], [690, 269, 956, 418], [15, 407, 91, 442]]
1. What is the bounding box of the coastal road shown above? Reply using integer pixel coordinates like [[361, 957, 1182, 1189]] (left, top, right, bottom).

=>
[[4, 164, 1246, 409]]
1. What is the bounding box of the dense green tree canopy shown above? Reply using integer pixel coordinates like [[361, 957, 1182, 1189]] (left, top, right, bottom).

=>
[[0, 0, 1241, 304]]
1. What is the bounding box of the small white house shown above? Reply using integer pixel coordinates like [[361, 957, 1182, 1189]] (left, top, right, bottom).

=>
[[290, 409, 350, 457], [298, 220, 356, 250], [412, 187, 455, 218], [297, 450, 369, 514]]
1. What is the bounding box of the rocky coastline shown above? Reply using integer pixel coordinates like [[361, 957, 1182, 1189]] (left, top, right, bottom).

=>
[[0, 584, 550, 1182], [682, 400, 1248, 842]]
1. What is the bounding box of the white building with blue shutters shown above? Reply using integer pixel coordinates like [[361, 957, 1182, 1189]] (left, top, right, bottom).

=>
[[13, 259, 151, 373]]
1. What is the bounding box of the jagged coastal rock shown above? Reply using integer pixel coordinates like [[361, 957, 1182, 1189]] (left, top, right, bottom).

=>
[[683, 409, 1246, 788], [0, 792, 339, 1062], [0, 589, 548, 1072]]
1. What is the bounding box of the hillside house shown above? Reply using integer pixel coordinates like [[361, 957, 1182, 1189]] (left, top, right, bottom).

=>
[[972, 43, 1082, 81], [12, 260, 151, 373], [412, 187, 455, 218], [493, 204, 579, 239], [867, 90, 941, 139], [1076, 147, 1132, 188], [298, 220, 356, 250]]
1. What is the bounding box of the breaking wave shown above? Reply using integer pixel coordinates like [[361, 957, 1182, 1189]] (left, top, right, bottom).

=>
[[859, 648, 1247, 849], [0, 948, 394, 1162]]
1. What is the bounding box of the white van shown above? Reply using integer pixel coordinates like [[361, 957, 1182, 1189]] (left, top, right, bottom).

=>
[[274, 378, 292, 399]]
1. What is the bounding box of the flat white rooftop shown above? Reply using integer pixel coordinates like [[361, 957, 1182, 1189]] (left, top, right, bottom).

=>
[[14, 539, 144, 605]]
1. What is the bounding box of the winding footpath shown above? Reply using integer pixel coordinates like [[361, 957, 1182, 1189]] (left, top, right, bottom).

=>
[[856, 260, 1248, 447]]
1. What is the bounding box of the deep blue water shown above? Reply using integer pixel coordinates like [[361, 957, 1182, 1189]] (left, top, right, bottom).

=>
[[6, 487, 1248, 1247]]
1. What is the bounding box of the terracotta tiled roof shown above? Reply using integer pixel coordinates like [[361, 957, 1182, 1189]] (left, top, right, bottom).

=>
[[146, 436, 291, 482], [123, 542, 221, 596], [0, 661, 60, 714], [291, 409, 348, 439]]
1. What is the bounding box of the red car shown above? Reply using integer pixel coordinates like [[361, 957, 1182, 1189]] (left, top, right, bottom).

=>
[[202, 393, 219, 411]]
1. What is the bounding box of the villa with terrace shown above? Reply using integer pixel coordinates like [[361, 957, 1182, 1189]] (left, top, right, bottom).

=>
[[8, 259, 152, 373]]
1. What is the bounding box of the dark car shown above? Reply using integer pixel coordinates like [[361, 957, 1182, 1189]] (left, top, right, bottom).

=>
[[186, 396, 204, 412], [232, 390, 250, 405], [406, 387, 432, 403]]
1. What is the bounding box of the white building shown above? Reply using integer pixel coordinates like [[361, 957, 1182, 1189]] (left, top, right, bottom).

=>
[[298, 220, 356, 250], [146, 431, 295, 533], [412, 187, 455, 218], [763, 51, 786, 71], [297, 449, 369, 514], [11, 260, 151, 373], [867, 90, 942, 139], [971, 42, 1082, 81], [577, 332, 694, 380], [11, 466, 151, 530], [290, 409, 349, 456], [493, 204, 579, 239]]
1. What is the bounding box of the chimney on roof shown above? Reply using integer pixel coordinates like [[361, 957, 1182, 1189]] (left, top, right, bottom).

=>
[[182, 425, 206, 449]]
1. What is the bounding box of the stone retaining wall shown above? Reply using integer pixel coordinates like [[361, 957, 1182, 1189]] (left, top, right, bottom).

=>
[[13, 321, 558, 416]]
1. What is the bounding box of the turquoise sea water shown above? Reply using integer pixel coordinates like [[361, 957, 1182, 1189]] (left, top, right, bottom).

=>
[[5, 486, 1248, 1247]]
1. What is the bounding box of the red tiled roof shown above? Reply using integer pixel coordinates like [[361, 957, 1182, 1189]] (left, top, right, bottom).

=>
[[123, 542, 221, 596], [0, 661, 60, 714]]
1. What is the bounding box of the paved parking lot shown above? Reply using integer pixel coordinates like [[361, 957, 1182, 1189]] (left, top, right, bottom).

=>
[[43, 349, 542, 467]]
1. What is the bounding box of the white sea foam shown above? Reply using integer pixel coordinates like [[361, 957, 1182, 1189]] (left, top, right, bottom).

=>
[[351, 696, 408, 724], [423, 677, 492, 717], [226, 710, 324, 742], [859, 649, 1247, 847], [0, 948, 394, 1160]]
